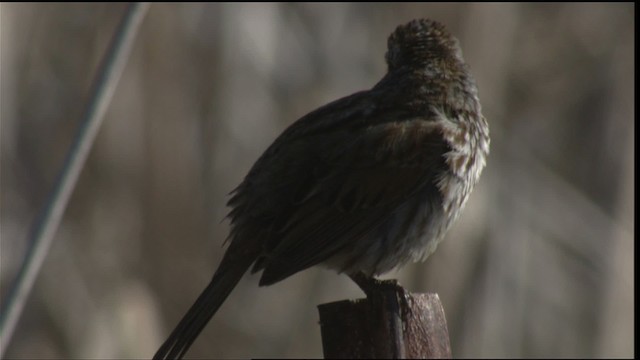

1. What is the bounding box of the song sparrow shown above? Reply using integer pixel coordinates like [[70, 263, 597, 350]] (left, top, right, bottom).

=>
[[154, 18, 489, 359]]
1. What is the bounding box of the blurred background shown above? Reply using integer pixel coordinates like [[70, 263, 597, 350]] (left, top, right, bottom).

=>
[[0, 3, 634, 358]]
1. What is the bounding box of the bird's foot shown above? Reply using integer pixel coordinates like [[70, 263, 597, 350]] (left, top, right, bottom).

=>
[[349, 272, 403, 298]]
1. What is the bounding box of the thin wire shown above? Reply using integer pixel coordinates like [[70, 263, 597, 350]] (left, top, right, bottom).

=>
[[0, 3, 150, 356]]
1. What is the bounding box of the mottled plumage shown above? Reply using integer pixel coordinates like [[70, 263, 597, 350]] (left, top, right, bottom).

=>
[[155, 18, 489, 359]]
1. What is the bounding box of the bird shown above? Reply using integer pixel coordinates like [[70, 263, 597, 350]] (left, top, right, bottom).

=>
[[154, 18, 489, 359]]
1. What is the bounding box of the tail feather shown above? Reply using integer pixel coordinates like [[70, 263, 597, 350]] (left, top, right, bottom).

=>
[[153, 256, 254, 359]]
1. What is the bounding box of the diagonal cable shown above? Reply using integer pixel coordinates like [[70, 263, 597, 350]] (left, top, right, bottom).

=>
[[0, 3, 150, 356]]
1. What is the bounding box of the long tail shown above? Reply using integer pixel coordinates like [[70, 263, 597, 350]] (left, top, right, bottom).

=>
[[153, 252, 254, 359]]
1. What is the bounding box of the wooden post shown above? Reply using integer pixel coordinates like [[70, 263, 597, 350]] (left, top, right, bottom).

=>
[[318, 280, 451, 359]]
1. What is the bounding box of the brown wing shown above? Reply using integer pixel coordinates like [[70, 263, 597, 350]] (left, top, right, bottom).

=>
[[226, 92, 450, 286]]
